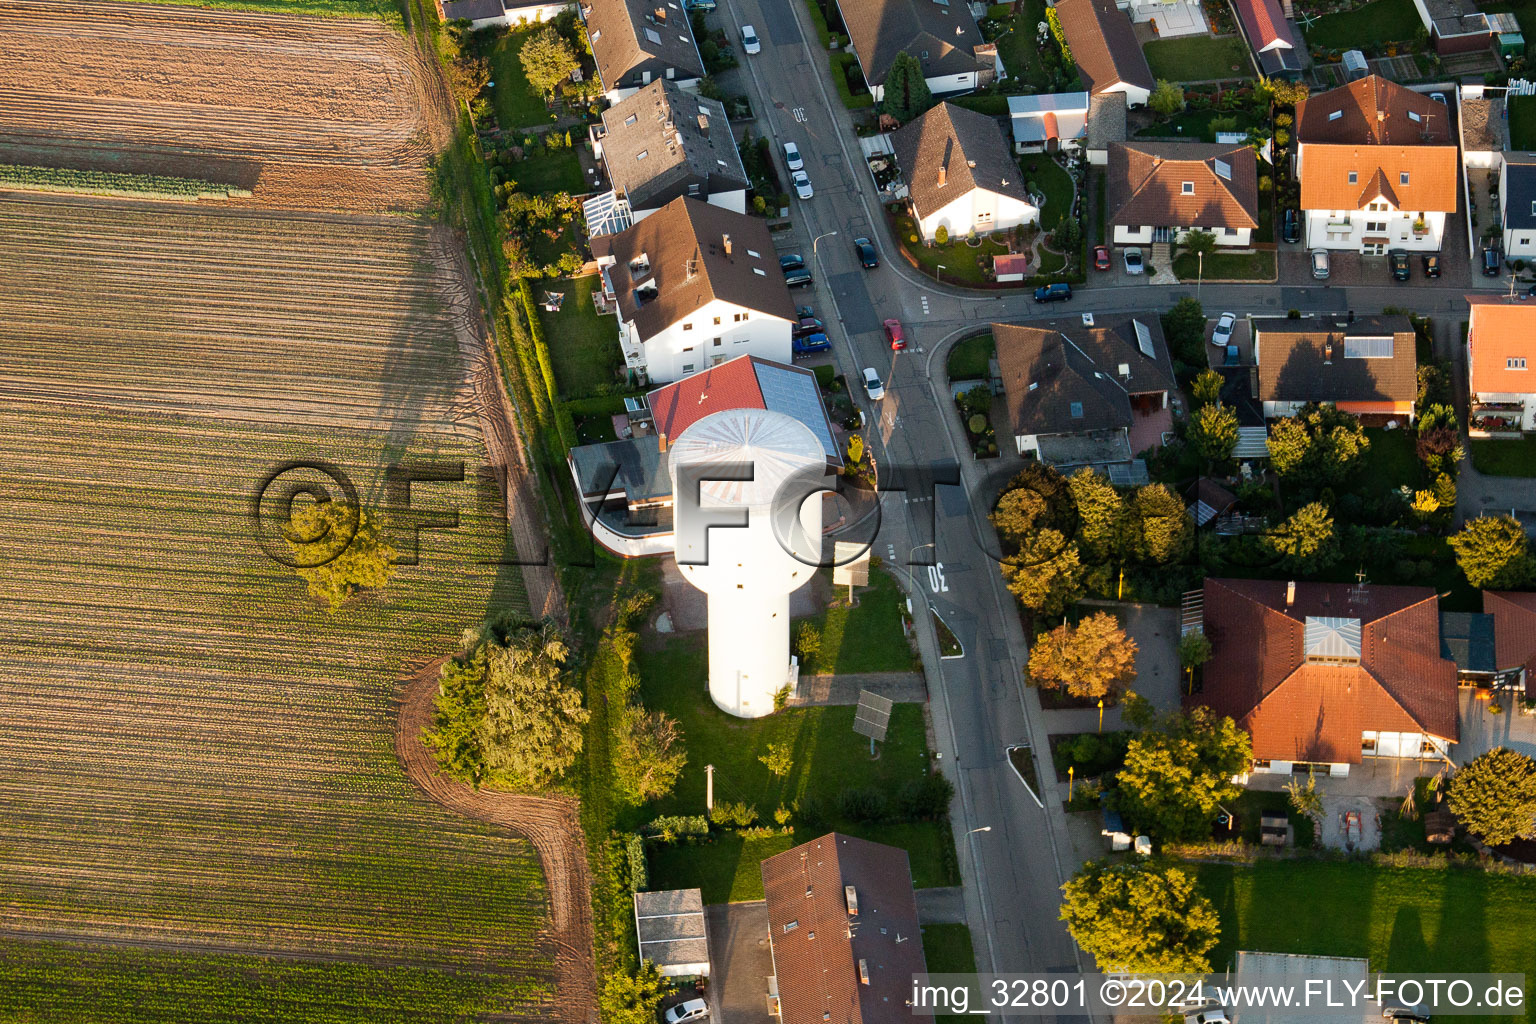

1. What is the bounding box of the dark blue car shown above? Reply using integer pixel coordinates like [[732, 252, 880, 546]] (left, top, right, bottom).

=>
[[1034, 282, 1072, 303]]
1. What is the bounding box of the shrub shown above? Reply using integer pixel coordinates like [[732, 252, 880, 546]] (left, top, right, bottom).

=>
[[796, 795, 829, 830], [898, 773, 956, 820], [646, 814, 710, 840], [793, 621, 823, 671], [935, 224, 949, 245], [837, 786, 888, 822], [774, 805, 793, 827], [625, 833, 648, 892]]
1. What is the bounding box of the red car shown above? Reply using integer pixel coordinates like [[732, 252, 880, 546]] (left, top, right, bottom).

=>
[[1093, 245, 1111, 271], [884, 318, 907, 350]]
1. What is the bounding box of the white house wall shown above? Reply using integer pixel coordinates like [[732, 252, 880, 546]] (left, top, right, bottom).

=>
[[1111, 224, 1252, 246], [1302, 208, 1446, 251], [461, 1, 572, 28], [1101, 81, 1150, 108], [916, 190, 1038, 242], [1472, 391, 1536, 429], [639, 296, 792, 382], [925, 71, 980, 96]]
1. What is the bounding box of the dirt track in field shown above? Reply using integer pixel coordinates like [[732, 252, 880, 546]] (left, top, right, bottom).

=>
[[396, 657, 597, 1024], [0, 0, 450, 210]]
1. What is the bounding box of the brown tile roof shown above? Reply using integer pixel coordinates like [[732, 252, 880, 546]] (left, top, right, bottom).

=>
[[1230, 0, 1295, 51], [835, 0, 988, 87], [994, 313, 1175, 437], [892, 102, 1034, 220], [761, 833, 927, 1024], [591, 197, 795, 339], [1086, 91, 1128, 151], [1195, 578, 1459, 764], [1297, 76, 1452, 146], [1466, 297, 1536, 397], [1053, 0, 1154, 96], [1485, 590, 1536, 681], [1105, 141, 1259, 232], [1253, 315, 1418, 405], [600, 80, 748, 210], [584, 0, 704, 92]]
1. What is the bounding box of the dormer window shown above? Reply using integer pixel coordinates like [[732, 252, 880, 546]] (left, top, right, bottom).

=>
[[623, 114, 637, 126], [637, 150, 649, 161], [1182, 181, 1194, 195], [634, 279, 658, 303], [628, 253, 650, 273], [1400, 172, 1409, 185], [1348, 171, 1358, 184]]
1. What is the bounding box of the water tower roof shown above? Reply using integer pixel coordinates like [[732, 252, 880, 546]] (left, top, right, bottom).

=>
[[668, 407, 826, 508]]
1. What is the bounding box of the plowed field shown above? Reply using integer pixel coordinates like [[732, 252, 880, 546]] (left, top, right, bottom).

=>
[[0, 0, 448, 210], [0, 195, 561, 1021]]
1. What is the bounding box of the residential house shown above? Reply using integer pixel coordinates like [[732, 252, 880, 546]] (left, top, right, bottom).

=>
[[1500, 151, 1536, 261], [1195, 578, 1459, 776], [1485, 591, 1536, 693], [634, 889, 710, 977], [1105, 141, 1259, 248], [834, 0, 997, 102], [588, 80, 747, 236], [1053, 0, 1154, 108], [1084, 92, 1128, 166], [1411, 0, 1518, 54], [1253, 314, 1418, 422], [1229, 0, 1302, 79], [1295, 75, 1459, 253], [1439, 609, 1501, 683], [590, 196, 795, 383], [1008, 92, 1089, 154], [760, 833, 927, 1024], [994, 312, 1176, 465], [568, 354, 842, 555], [582, 0, 704, 102], [1466, 296, 1536, 433], [439, 0, 570, 27], [892, 102, 1038, 242]]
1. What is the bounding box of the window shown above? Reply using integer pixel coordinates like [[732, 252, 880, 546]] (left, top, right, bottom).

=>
[[734, 312, 748, 322], [1367, 221, 1386, 232], [682, 363, 695, 373], [682, 346, 694, 353], [1400, 172, 1409, 186], [752, 267, 766, 276], [623, 114, 637, 126], [1510, 357, 1529, 370], [1409, 110, 1421, 123], [745, 251, 759, 260], [713, 338, 723, 346], [1523, 237, 1532, 246], [682, 322, 692, 331], [687, 183, 701, 195], [1214, 159, 1232, 181], [1069, 400, 1084, 418], [591, 28, 601, 39], [636, 150, 649, 161], [1368, 202, 1384, 212], [1328, 109, 1343, 121], [1344, 336, 1393, 359], [713, 316, 722, 325], [1348, 171, 1358, 184], [1181, 181, 1194, 195]]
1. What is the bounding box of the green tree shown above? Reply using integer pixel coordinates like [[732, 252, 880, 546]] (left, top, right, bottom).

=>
[[759, 742, 795, 778], [1002, 531, 1085, 617], [1265, 501, 1339, 575], [935, 223, 949, 245], [1117, 705, 1251, 840], [1449, 515, 1535, 589], [1161, 297, 1206, 368], [614, 707, 687, 803], [1128, 483, 1193, 566], [793, 620, 823, 671], [992, 487, 1049, 548], [1181, 228, 1217, 261], [1266, 403, 1369, 486], [1028, 610, 1138, 699], [1178, 631, 1212, 669], [1190, 368, 1224, 408], [1447, 747, 1536, 846], [1149, 79, 1186, 118], [1060, 860, 1220, 972], [285, 502, 396, 611], [521, 26, 580, 98], [445, 52, 491, 105], [882, 50, 934, 122], [600, 960, 668, 1024], [1068, 468, 1126, 562], [1189, 402, 1238, 465], [426, 641, 493, 781], [1285, 774, 1323, 828], [846, 433, 865, 466], [477, 622, 589, 789]]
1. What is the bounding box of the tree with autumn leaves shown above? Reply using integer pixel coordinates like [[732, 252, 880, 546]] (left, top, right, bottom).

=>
[[1028, 611, 1137, 700]]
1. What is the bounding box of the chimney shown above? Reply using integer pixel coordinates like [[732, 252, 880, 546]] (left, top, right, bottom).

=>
[[1286, 580, 1296, 607], [722, 234, 731, 256], [1323, 337, 1334, 363], [697, 111, 709, 136], [937, 163, 947, 187]]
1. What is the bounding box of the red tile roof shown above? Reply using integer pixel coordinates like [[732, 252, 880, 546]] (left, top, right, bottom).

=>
[[1485, 590, 1536, 682], [1231, 0, 1294, 51], [1195, 578, 1459, 764], [647, 356, 764, 447], [1466, 297, 1536, 397], [1053, 0, 1154, 96]]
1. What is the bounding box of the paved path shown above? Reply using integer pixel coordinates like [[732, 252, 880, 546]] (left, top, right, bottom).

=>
[[915, 886, 968, 925], [792, 671, 927, 705]]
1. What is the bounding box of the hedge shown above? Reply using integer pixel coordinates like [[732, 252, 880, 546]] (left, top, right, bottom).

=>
[[518, 278, 572, 450], [802, 0, 833, 48], [0, 164, 249, 201], [951, 94, 1010, 116], [624, 833, 648, 893], [830, 52, 875, 110]]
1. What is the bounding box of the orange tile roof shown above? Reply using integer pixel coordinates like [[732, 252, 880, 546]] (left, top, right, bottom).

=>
[[1297, 75, 1452, 146], [1485, 591, 1536, 682], [1298, 142, 1459, 212], [1467, 296, 1536, 396]]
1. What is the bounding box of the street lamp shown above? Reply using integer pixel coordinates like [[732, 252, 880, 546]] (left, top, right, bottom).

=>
[[936, 263, 946, 285], [1197, 249, 1204, 301], [812, 229, 839, 294], [966, 825, 993, 835], [906, 541, 936, 597]]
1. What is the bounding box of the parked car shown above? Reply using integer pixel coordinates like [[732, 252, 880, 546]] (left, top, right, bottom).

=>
[[1282, 207, 1300, 244], [793, 316, 824, 336], [853, 236, 879, 268], [1382, 1008, 1430, 1023], [884, 318, 906, 350], [784, 267, 813, 288], [1186, 1011, 1232, 1024], [1224, 344, 1240, 366], [796, 304, 815, 319], [778, 253, 805, 272], [792, 332, 830, 355], [783, 141, 803, 171], [1430, 92, 1447, 105], [1211, 312, 1237, 347], [1389, 248, 1410, 281], [1093, 244, 1110, 270], [1483, 245, 1503, 276], [665, 999, 710, 1024], [1123, 246, 1144, 275], [1034, 282, 1072, 303], [861, 366, 885, 401], [1310, 247, 1330, 280], [1422, 252, 1441, 278], [791, 169, 813, 199], [740, 24, 760, 53]]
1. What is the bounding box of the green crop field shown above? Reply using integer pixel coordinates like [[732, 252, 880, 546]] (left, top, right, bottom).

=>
[[0, 196, 549, 1020]]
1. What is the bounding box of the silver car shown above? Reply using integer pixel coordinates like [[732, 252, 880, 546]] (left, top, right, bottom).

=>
[[1310, 248, 1330, 279], [1211, 311, 1237, 347], [783, 141, 803, 171], [665, 999, 709, 1023], [862, 367, 885, 401], [740, 24, 760, 54], [792, 169, 813, 200]]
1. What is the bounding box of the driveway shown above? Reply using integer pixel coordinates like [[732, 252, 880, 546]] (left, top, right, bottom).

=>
[[1455, 687, 1536, 763], [704, 902, 777, 1024], [1455, 457, 1536, 528]]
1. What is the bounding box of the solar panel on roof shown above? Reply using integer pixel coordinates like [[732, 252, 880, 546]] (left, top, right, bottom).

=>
[[1133, 320, 1154, 359], [1344, 335, 1393, 359], [753, 363, 837, 459]]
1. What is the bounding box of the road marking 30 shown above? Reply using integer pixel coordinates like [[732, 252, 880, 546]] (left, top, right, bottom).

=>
[[927, 563, 948, 593], [793, 107, 807, 123]]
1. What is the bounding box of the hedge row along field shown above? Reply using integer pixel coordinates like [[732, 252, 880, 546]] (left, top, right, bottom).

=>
[[0, 163, 250, 200], [0, 195, 550, 1020]]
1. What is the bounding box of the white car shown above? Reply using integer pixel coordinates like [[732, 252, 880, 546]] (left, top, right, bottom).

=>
[[665, 1000, 709, 1023], [1123, 246, 1144, 275], [740, 24, 760, 54], [792, 169, 813, 199], [1211, 311, 1237, 347], [1186, 1011, 1232, 1024], [862, 367, 885, 401], [783, 141, 803, 171]]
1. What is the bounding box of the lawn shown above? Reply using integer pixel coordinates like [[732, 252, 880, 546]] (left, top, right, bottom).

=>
[[1470, 436, 1536, 476], [796, 568, 920, 674], [637, 637, 959, 900], [486, 30, 556, 132], [538, 275, 622, 398], [891, 212, 1011, 286], [1143, 35, 1252, 81], [948, 333, 996, 381], [1356, 427, 1420, 492], [995, 0, 1052, 90], [1302, 0, 1423, 47], [1172, 250, 1274, 280], [1138, 109, 1256, 142], [1510, 96, 1536, 150], [922, 923, 980, 1024], [1198, 859, 1536, 1005], [514, 149, 584, 195], [1024, 156, 1076, 230]]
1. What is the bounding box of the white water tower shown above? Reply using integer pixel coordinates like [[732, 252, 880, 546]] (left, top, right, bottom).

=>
[[669, 407, 825, 718]]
